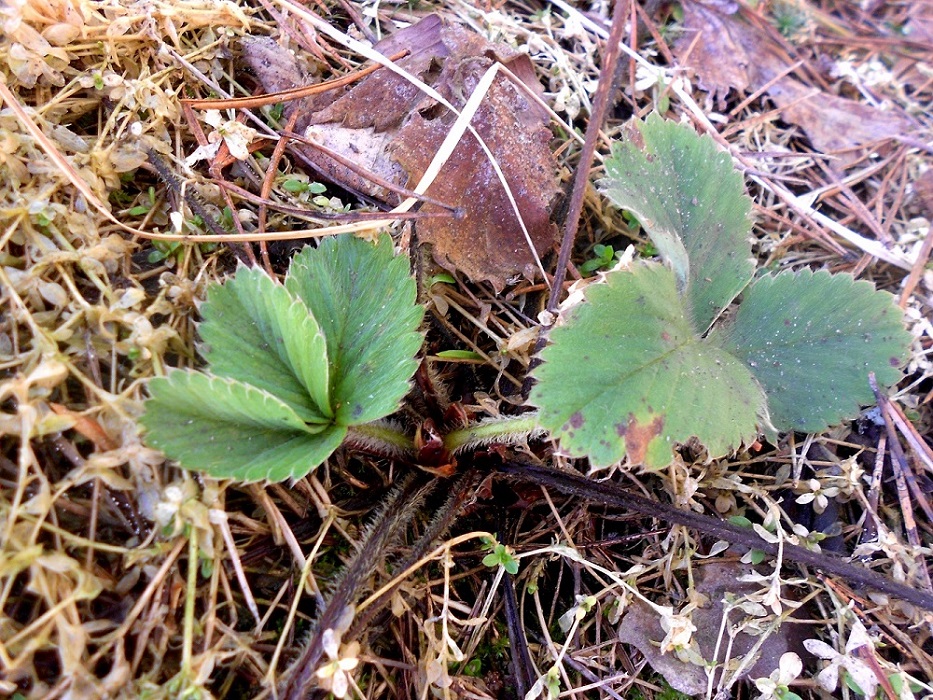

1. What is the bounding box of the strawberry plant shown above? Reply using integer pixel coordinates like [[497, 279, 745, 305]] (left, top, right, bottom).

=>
[[136, 115, 921, 700], [530, 115, 910, 468], [140, 234, 424, 481], [141, 116, 909, 481]]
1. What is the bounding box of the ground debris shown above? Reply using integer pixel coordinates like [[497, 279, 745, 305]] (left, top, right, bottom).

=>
[[245, 14, 560, 291]]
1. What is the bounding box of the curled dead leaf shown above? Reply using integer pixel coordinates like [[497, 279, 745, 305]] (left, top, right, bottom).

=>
[[244, 15, 559, 291], [673, 1, 915, 163]]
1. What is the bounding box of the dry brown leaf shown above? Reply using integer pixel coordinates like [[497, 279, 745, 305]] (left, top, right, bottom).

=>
[[674, 1, 915, 163], [618, 561, 807, 695], [245, 15, 559, 290], [765, 77, 914, 156], [50, 403, 118, 452], [674, 1, 754, 102]]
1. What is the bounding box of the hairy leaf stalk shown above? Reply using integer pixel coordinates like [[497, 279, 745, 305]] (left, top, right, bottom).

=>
[[444, 414, 545, 453], [280, 474, 434, 700]]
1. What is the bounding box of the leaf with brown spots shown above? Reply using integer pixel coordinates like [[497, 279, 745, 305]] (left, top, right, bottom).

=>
[[244, 15, 559, 291], [531, 118, 910, 469], [530, 262, 765, 468]]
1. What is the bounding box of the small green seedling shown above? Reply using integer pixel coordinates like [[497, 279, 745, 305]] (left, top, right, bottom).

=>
[[579, 243, 618, 276], [481, 541, 520, 575], [281, 177, 327, 195], [128, 186, 157, 217], [530, 114, 910, 469], [140, 234, 423, 481]]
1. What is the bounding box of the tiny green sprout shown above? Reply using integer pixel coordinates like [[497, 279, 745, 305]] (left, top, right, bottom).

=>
[[147, 240, 183, 264], [429, 272, 456, 287], [32, 207, 55, 228], [888, 671, 922, 696], [657, 87, 670, 115], [622, 210, 641, 231], [436, 350, 483, 361], [771, 0, 811, 40], [268, 102, 285, 123], [282, 177, 327, 195], [728, 515, 753, 529], [886, 21, 907, 36], [545, 665, 561, 698], [199, 552, 213, 578], [219, 206, 235, 231], [311, 194, 349, 211], [128, 186, 157, 217], [462, 658, 482, 677], [482, 542, 519, 575], [579, 243, 617, 276]]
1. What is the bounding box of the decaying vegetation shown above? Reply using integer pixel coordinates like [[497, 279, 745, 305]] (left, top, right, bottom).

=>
[[1, 0, 931, 698]]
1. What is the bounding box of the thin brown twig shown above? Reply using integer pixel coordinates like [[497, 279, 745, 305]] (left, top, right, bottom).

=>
[[182, 50, 409, 110], [498, 460, 933, 613], [546, 0, 628, 316]]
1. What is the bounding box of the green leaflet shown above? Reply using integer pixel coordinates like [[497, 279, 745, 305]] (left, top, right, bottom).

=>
[[530, 263, 766, 468], [600, 114, 755, 333], [140, 372, 346, 482], [533, 116, 910, 469], [141, 234, 423, 482], [199, 267, 331, 422], [286, 234, 424, 425], [711, 269, 910, 435]]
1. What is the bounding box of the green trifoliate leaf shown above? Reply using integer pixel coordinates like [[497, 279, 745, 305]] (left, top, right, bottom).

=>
[[140, 371, 346, 482], [710, 269, 910, 434], [600, 114, 755, 332], [199, 267, 331, 423], [533, 118, 911, 469], [530, 263, 766, 468], [286, 234, 423, 425]]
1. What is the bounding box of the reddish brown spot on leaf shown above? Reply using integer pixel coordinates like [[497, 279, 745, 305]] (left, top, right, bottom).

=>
[[569, 411, 584, 429], [621, 413, 665, 465], [622, 119, 646, 151]]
